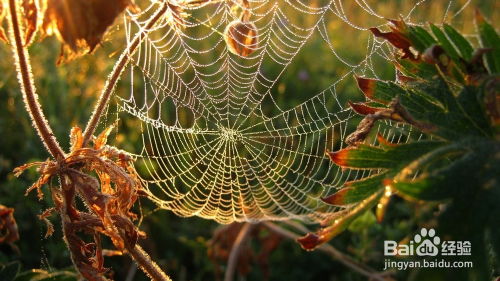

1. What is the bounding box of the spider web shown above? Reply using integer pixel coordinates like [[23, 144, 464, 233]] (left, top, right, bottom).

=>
[[111, 0, 470, 224]]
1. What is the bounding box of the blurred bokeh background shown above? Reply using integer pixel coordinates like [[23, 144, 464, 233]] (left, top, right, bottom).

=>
[[0, 0, 498, 280]]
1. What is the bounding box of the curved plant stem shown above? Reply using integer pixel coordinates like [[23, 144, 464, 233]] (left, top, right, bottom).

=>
[[7, 0, 65, 161], [82, 2, 169, 146], [223, 223, 253, 281], [125, 244, 172, 281], [263, 222, 391, 281]]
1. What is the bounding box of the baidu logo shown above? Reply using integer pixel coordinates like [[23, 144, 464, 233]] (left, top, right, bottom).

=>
[[414, 228, 440, 256], [383, 228, 473, 270], [384, 228, 471, 257]]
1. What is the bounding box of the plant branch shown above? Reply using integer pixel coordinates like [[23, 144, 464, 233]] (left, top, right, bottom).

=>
[[223, 223, 254, 281], [7, 0, 65, 161], [263, 222, 391, 281], [125, 243, 172, 281], [82, 3, 170, 146]]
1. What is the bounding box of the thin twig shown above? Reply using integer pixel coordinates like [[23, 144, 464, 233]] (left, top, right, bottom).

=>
[[263, 222, 390, 281], [125, 244, 172, 281], [125, 263, 138, 281], [82, 2, 170, 146], [223, 223, 254, 281], [7, 0, 65, 160]]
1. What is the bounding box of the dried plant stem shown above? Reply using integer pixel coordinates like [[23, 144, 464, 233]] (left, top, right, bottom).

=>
[[8, 0, 172, 279], [263, 222, 390, 281], [125, 244, 172, 281], [7, 0, 65, 161], [223, 223, 253, 281], [82, 3, 169, 146]]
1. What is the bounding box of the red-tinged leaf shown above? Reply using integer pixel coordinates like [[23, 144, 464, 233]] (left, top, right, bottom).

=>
[[329, 141, 445, 169], [355, 76, 377, 102], [298, 191, 383, 250], [326, 148, 351, 167], [397, 72, 417, 83], [321, 187, 352, 205], [348, 101, 382, 115], [377, 133, 397, 147], [370, 25, 417, 61], [388, 19, 407, 31], [296, 233, 321, 251]]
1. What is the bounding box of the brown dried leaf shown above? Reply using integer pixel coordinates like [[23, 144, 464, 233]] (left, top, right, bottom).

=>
[[94, 125, 113, 150], [0, 205, 19, 244], [0, 0, 9, 42], [224, 20, 258, 57], [370, 19, 418, 61], [15, 125, 144, 279], [70, 126, 83, 152], [22, 0, 45, 46], [41, 0, 136, 62], [38, 207, 55, 238]]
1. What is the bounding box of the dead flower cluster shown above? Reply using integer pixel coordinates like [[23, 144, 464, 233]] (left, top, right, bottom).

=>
[[14, 126, 145, 280]]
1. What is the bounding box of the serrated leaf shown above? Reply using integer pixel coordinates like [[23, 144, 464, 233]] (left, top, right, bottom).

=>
[[322, 172, 387, 205], [328, 141, 444, 169], [407, 25, 436, 52], [355, 76, 406, 104], [475, 10, 500, 73], [348, 101, 383, 115], [430, 24, 461, 62], [443, 24, 474, 61], [297, 190, 383, 250]]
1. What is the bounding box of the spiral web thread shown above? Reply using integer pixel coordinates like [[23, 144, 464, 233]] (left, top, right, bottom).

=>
[[114, 0, 468, 224]]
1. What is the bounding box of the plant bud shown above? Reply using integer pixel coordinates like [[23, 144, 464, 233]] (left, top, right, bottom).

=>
[[224, 20, 258, 57]]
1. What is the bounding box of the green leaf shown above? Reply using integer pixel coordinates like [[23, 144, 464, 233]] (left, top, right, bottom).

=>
[[322, 172, 387, 205], [430, 23, 461, 62], [328, 141, 445, 169], [407, 25, 437, 51], [347, 210, 376, 233], [455, 86, 492, 137], [475, 11, 500, 73], [443, 24, 474, 61], [355, 77, 406, 104]]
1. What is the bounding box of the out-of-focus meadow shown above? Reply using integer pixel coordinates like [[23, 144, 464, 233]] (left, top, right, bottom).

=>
[[0, 1, 497, 280]]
